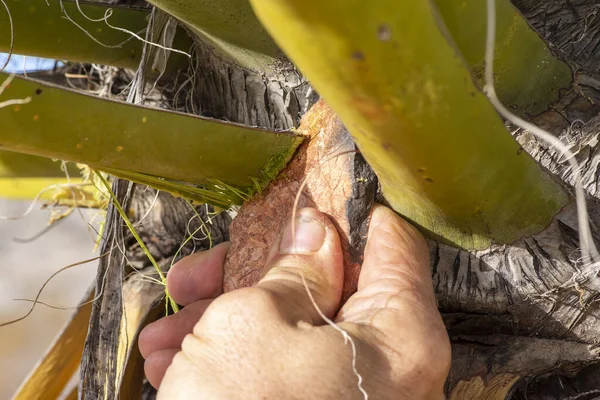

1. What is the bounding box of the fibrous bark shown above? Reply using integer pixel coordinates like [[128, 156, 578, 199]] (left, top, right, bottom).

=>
[[448, 334, 600, 398], [190, 41, 315, 129], [513, 0, 600, 75]]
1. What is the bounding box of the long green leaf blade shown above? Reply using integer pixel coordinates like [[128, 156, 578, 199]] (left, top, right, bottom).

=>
[[434, 0, 572, 116], [0, 0, 190, 70], [0, 73, 302, 203]]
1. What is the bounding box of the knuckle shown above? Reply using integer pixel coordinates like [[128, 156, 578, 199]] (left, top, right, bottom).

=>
[[265, 263, 326, 297], [375, 222, 430, 268], [180, 332, 202, 354], [378, 267, 424, 293], [264, 256, 323, 287], [358, 279, 434, 314], [199, 287, 281, 329], [364, 257, 432, 296], [233, 286, 281, 314], [264, 261, 305, 286]]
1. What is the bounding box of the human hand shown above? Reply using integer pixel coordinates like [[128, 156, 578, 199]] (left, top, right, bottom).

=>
[[139, 205, 451, 399]]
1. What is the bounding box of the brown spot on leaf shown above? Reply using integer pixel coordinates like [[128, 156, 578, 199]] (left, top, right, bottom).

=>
[[352, 51, 365, 61], [378, 24, 392, 41], [35, 88, 43, 95]]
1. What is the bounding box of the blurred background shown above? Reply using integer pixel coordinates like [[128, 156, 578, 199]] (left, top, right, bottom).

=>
[[0, 54, 63, 73], [0, 54, 98, 399], [0, 200, 97, 399]]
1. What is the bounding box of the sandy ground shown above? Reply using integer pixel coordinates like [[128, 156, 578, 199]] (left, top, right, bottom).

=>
[[0, 199, 97, 399]]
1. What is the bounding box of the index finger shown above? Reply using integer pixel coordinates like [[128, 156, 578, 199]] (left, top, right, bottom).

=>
[[336, 205, 444, 342], [337, 205, 450, 400]]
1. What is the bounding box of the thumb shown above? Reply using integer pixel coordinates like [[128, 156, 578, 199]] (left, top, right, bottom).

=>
[[256, 207, 344, 324]]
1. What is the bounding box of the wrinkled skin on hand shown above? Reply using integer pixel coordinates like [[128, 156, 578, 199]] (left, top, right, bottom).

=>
[[139, 205, 451, 399]]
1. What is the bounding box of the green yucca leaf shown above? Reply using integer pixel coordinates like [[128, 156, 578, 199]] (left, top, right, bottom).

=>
[[0, 73, 303, 207]]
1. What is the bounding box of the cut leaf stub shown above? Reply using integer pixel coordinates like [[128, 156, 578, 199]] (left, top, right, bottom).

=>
[[224, 101, 377, 302]]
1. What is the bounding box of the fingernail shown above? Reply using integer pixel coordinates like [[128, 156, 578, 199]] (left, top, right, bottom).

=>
[[280, 212, 326, 254]]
